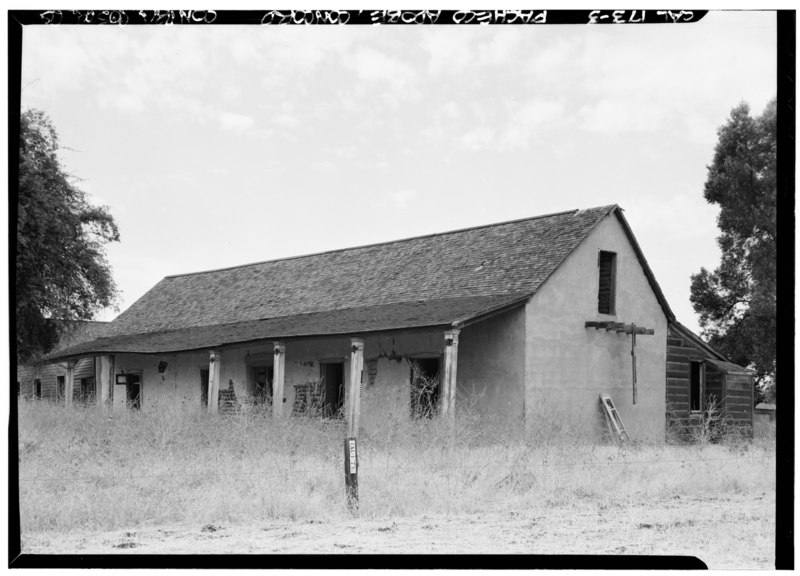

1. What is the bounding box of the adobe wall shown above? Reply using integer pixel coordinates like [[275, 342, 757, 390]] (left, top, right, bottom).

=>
[[523, 214, 668, 442], [108, 317, 526, 426], [110, 332, 447, 422], [457, 307, 525, 421]]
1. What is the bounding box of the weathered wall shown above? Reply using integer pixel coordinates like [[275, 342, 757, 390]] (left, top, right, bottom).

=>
[[458, 307, 525, 421], [524, 214, 668, 442], [109, 333, 445, 419], [107, 325, 524, 425], [17, 358, 96, 401]]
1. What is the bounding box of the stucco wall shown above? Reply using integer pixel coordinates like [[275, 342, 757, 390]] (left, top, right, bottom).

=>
[[458, 308, 525, 420], [110, 332, 446, 420], [108, 324, 525, 426], [524, 214, 667, 442]]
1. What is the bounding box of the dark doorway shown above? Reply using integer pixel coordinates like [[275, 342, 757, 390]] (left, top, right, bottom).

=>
[[320, 362, 344, 418], [126, 374, 141, 410], [33, 379, 41, 399], [411, 358, 440, 418], [690, 361, 703, 412], [80, 377, 95, 403], [252, 366, 274, 405], [200, 369, 209, 407]]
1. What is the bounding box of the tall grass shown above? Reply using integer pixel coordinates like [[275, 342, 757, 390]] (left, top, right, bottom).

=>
[[16, 398, 775, 533]]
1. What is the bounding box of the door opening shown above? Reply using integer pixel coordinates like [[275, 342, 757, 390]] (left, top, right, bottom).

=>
[[320, 362, 345, 418], [200, 368, 209, 407], [410, 358, 440, 418], [126, 374, 141, 410], [251, 365, 274, 405]]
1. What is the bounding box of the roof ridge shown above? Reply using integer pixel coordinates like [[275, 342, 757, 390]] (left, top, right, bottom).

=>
[[164, 205, 616, 279]]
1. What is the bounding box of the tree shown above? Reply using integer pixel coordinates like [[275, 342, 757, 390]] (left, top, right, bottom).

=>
[[690, 98, 776, 403], [16, 109, 119, 363]]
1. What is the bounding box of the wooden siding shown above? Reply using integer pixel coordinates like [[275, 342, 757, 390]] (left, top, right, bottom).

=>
[[17, 358, 96, 401], [666, 324, 753, 438]]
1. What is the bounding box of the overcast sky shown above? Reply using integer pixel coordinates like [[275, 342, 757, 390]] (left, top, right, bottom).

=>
[[18, 10, 776, 335]]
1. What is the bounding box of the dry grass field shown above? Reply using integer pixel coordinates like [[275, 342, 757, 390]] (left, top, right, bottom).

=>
[[15, 399, 776, 567]]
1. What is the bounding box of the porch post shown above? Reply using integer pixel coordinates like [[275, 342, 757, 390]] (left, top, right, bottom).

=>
[[65, 361, 76, 407], [273, 342, 286, 417], [96, 355, 114, 407], [208, 350, 220, 414], [347, 338, 365, 437], [442, 329, 460, 423]]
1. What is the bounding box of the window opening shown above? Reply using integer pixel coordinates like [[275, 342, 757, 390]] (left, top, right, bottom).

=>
[[598, 251, 617, 315], [690, 361, 704, 412]]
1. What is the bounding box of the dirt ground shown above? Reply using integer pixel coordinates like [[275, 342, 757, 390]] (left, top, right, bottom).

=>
[[19, 492, 774, 568]]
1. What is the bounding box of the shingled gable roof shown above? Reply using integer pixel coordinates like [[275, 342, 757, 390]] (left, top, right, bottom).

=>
[[49, 204, 672, 359]]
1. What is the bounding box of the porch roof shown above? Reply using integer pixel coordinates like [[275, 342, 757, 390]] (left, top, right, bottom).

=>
[[704, 357, 755, 376], [47, 294, 529, 359]]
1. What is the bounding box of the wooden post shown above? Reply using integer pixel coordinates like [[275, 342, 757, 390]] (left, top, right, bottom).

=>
[[631, 325, 637, 405], [442, 329, 460, 423], [96, 355, 114, 407], [65, 361, 75, 407], [345, 338, 364, 510], [346, 338, 364, 437], [440, 340, 451, 420], [208, 350, 220, 414], [273, 342, 286, 418]]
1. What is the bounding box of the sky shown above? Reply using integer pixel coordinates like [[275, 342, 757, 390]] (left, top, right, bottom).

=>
[[17, 10, 777, 336]]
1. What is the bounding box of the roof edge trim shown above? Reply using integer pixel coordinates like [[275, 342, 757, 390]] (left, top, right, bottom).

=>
[[452, 294, 531, 329]]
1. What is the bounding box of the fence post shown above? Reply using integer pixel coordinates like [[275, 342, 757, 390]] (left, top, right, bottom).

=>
[[344, 338, 364, 511]]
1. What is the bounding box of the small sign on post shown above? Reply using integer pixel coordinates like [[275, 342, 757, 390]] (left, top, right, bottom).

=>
[[344, 436, 358, 510]]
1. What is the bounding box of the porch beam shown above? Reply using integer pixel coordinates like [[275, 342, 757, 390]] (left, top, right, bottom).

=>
[[346, 338, 365, 437], [441, 329, 460, 423], [585, 320, 654, 335], [273, 342, 286, 418], [208, 350, 220, 414]]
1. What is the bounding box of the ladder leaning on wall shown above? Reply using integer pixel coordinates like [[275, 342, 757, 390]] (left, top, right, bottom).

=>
[[599, 393, 629, 444]]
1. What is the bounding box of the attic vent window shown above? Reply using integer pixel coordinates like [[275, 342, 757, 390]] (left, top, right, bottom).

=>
[[598, 251, 617, 315]]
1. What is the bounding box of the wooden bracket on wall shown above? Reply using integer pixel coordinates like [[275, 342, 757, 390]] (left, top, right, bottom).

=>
[[585, 320, 655, 405]]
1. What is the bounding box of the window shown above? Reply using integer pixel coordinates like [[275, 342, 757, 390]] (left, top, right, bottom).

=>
[[410, 358, 440, 419], [690, 361, 704, 412], [598, 251, 617, 314], [33, 379, 42, 398]]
